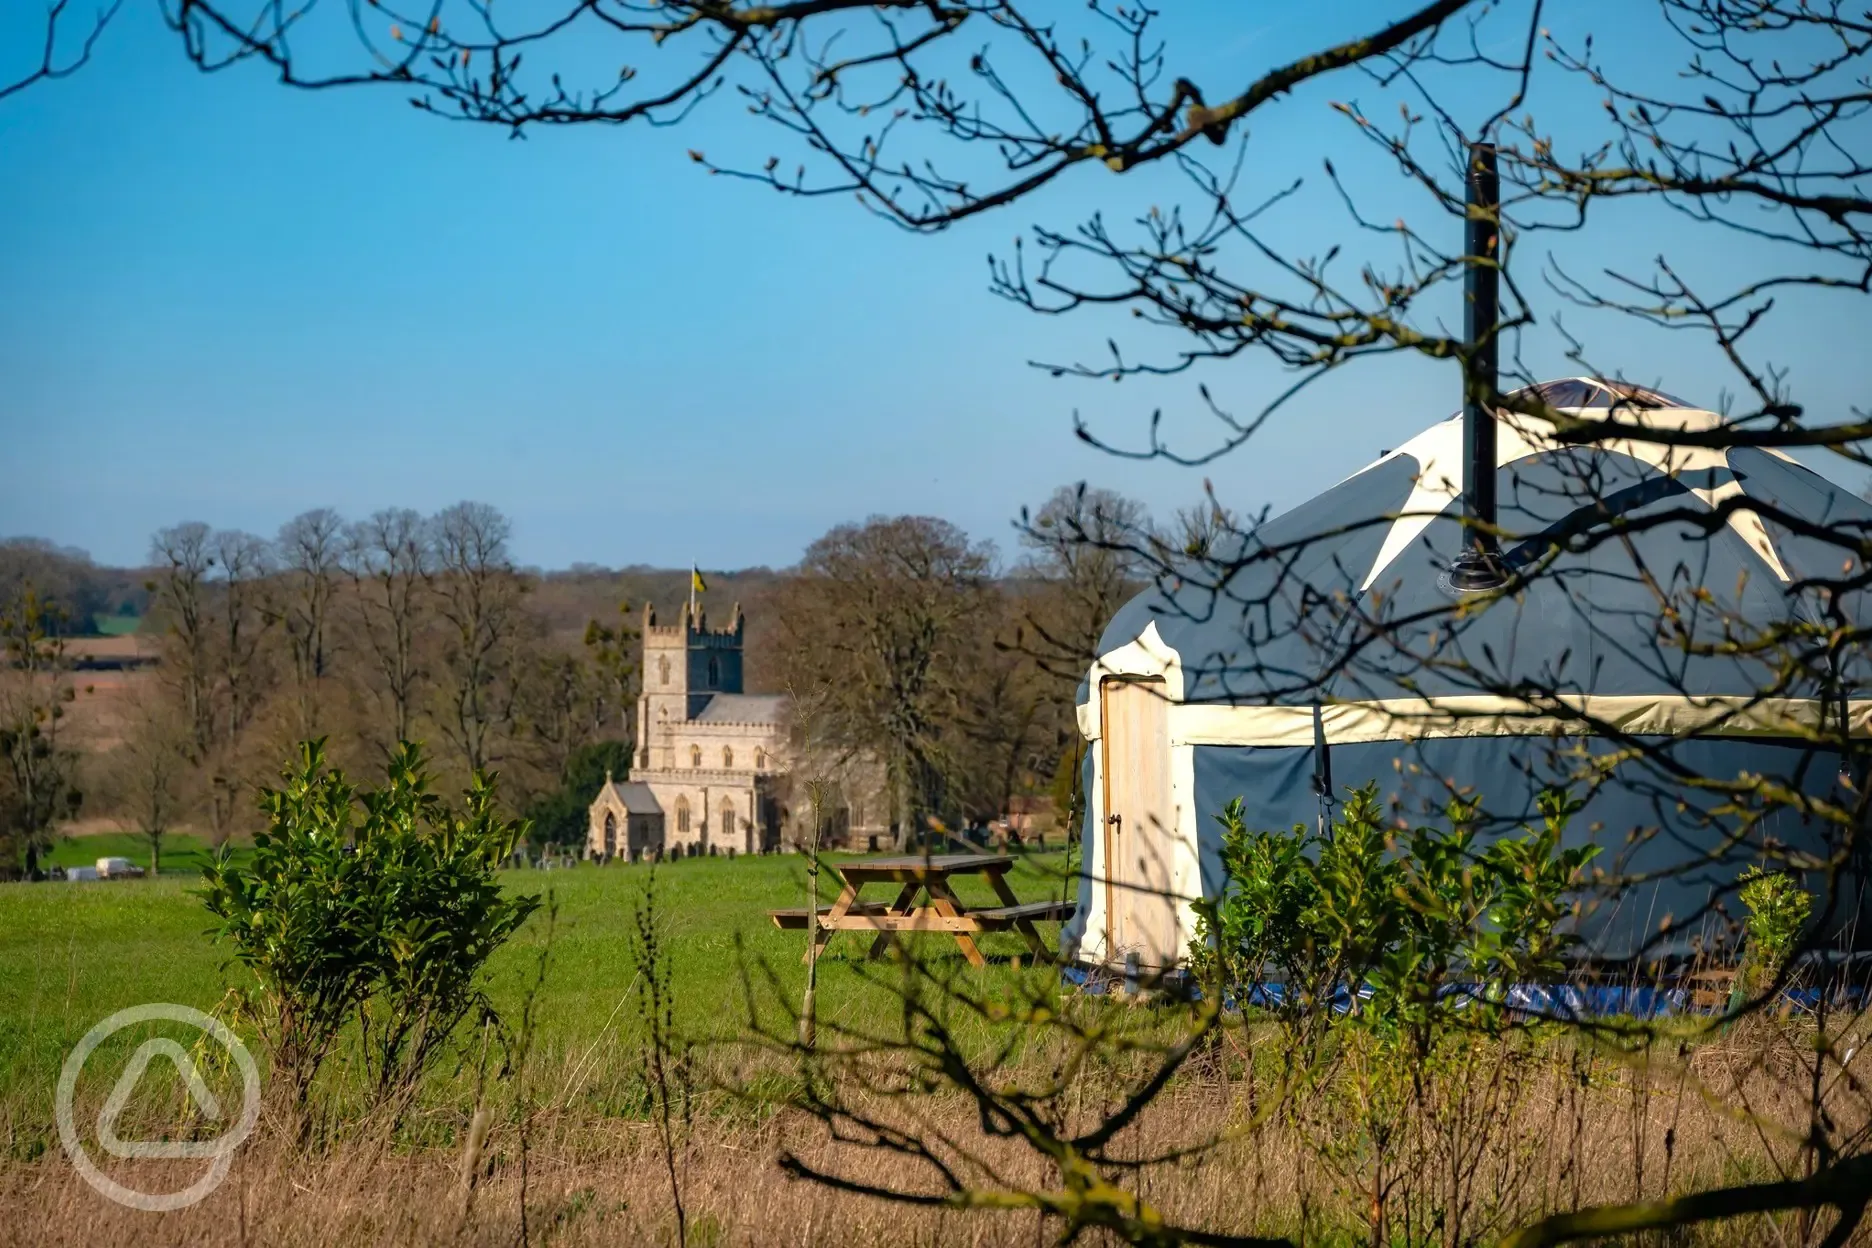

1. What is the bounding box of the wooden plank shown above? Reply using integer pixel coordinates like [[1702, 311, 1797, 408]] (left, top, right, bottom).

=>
[[768, 902, 891, 930], [835, 854, 1012, 881], [972, 901, 1076, 923], [818, 911, 988, 933], [775, 898, 1072, 930], [804, 878, 861, 966], [854, 854, 1011, 869], [920, 876, 987, 967], [869, 881, 921, 960]]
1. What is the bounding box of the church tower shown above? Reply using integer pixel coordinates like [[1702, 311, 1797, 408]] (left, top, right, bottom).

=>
[[610, 596, 881, 859], [637, 602, 745, 769]]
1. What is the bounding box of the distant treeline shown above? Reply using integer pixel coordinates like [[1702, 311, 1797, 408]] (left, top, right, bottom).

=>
[[1, 485, 1215, 866], [0, 538, 152, 633]]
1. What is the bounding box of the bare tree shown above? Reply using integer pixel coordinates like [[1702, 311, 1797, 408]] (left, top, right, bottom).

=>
[[153, 0, 1864, 461], [582, 600, 640, 742], [275, 507, 345, 738], [515, 647, 597, 802], [782, 679, 840, 1049], [0, 587, 82, 879], [948, 612, 1051, 824], [778, 515, 993, 848], [1017, 484, 1149, 684], [205, 527, 274, 842], [113, 695, 188, 878], [148, 522, 216, 764], [428, 501, 523, 775], [0, 537, 107, 627], [345, 508, 433, 753], [1155, 495, 1245, 564], [998, 486, 1154, 832], [0, 0, 121, 103]]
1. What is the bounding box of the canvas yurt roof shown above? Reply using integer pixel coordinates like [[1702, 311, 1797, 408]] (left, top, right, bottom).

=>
[[1087, 379, 1872, 721]]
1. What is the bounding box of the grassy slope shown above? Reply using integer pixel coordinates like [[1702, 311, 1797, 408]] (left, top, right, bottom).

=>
[[44, 832, 235, 876], [0, 850, 1072, 1136]]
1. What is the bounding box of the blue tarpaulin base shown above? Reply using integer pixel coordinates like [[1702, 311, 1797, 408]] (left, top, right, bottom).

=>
[[1183, 734, 1871, 961], [1057, 964, 1867, 1020]]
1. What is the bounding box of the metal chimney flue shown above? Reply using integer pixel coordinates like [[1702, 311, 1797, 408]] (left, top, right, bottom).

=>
[[1448, 141, 1508, 593]]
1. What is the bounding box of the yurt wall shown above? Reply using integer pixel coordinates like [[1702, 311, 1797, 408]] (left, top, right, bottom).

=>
[[1061, 381, 1872, 974]]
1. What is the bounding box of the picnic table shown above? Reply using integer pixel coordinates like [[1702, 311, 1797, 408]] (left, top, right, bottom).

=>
[[768, 853, 1075, 969]]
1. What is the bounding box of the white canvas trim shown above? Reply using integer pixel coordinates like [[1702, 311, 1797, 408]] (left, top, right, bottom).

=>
[[1357, 401, 1794, 591], [1171, 694, 1872, 749], [1071, 744, 1111, 966], [1360, 413, 1546, 590], [1077, 620, 1183, 742], [1169, 740, 1200, 946]]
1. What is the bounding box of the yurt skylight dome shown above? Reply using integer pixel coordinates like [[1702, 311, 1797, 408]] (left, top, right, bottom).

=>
[[1507, 377, 1695, 411]]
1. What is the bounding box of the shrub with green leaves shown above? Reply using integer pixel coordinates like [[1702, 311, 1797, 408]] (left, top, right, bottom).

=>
[[1736, 865, 1813, 996], [200, 740, 541, 1120], [1190, 783, 1597, 1049], [1188, 784, 1600, 1240]]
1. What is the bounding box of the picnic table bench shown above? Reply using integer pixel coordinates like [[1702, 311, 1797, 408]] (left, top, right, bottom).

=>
[[768, 853, 1075, 968]]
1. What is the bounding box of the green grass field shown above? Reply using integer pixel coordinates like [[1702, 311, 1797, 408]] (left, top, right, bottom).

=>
[[44, 831, 234, 876], [0, 850, 1074, 1145], [89, 613, 142, 636]]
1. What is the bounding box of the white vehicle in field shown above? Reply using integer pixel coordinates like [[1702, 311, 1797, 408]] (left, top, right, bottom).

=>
[[64, 866, 100, 881], [95, 857, 145, 879]]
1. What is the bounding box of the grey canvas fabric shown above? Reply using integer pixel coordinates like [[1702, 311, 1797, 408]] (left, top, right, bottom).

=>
[[1065, 386, 1872, 964]]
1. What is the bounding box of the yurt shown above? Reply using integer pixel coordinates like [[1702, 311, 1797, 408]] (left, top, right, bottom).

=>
[[1059, 377, 1872, 972]]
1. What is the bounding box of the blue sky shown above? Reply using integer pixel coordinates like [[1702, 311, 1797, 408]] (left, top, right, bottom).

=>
[[2, 1, 1864, 570]]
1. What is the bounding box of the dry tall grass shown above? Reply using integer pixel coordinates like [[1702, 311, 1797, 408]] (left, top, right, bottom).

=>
[[9, 1002, 1867, 1247]]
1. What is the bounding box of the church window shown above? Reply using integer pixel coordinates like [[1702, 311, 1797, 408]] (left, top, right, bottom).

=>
[[675, 796, 690, 834], [707, 655, 720, 688], [658, 655, 670, 686], [689, 744, 702, 768], [755, 749, 768, 771], [719, 799, 735, 838], [603, 811, 617, 855], [722, 746, 734, 769]]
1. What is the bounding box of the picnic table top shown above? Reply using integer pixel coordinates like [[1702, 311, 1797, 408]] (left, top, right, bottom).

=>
[[832, 853, 1013, 880], [770, 853, 1065, 967]]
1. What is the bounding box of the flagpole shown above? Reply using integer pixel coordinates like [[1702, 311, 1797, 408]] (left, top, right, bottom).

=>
[[689, 563, 697, 622]]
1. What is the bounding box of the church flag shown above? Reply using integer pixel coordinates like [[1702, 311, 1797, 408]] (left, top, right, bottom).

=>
[[692, 567, 708, 594]]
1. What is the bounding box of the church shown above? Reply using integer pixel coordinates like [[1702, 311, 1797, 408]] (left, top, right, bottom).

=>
[[585, 601, 885, 859]]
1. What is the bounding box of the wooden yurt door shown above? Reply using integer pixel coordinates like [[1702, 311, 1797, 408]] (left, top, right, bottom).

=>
[[1100, 677, 1177, 968]]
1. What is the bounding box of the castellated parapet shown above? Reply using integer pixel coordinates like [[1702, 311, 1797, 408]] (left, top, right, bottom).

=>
[[641, 601, 745, 646]]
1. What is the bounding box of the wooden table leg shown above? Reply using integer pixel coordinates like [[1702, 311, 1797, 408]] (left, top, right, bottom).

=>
[[986, 866, 1055, 965], [1012, 920, 1054, 965], [984, 867, 1022, 908], [925, 878, 986, 969], [868, 882, 921, 960], [804, 876, 860, 966]]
